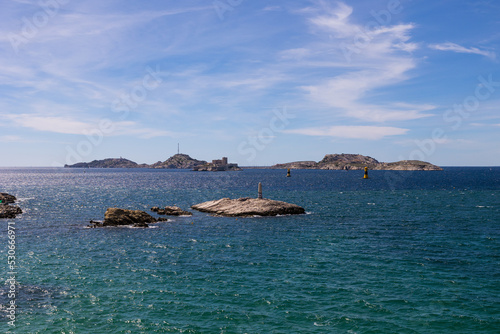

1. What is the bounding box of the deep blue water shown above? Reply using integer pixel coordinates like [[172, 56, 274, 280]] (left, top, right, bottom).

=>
[[0, 167, 499, 333]]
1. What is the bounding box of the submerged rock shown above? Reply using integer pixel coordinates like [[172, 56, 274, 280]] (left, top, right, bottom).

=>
[[0, 204, 23, 219], [151, 206, 192, 216], [191, 197, 305, 217]]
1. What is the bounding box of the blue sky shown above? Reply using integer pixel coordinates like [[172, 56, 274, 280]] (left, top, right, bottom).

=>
[[0, 0, 499, 167]]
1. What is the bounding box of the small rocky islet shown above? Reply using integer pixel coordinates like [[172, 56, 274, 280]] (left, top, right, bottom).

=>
[[0, 193, 23, 219], [191, 197, 305, 217]]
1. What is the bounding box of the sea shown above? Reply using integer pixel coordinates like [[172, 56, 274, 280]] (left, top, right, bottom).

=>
[[0, 167, 499, 333]]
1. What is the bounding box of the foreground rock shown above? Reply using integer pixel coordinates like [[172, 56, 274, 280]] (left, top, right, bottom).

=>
[[192, 198, 305, 217], [89, 208, 163, 228], [0, 193, 17, 204], [273, 153, 442, 171], [0, 204, 23, 219], [151, 206, 192, 216]]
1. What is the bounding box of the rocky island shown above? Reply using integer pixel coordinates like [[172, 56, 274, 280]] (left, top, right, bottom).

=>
[[66, 154, 208, 169], [65, 158, 148, 168], [0, 193, 23, 219], [193, 157, 242, 171], [273, 154, 442, 171], [149, 154, 207, 169], [192, 197, 305, 217]]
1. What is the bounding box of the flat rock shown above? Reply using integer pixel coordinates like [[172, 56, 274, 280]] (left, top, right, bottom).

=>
[[0, 204, 23, 219], [191, 197, 305, 217]]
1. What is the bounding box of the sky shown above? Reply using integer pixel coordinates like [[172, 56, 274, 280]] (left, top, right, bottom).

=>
[[0, 0, 499, 167]]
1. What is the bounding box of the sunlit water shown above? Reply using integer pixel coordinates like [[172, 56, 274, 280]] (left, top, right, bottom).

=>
[[0, 167, 499, 333]]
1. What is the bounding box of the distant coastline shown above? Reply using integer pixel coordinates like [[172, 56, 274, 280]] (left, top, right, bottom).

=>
[[64, 153, 442, 171]]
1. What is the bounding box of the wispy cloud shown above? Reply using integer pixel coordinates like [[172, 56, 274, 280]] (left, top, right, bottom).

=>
[[285, 125, 408, 140], [294, 2, 434, 123], [5, 113, 176, 139], [429, 42, 496, 59]]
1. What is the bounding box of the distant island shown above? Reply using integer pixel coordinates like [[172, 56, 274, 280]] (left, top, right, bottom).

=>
[[64, 154, 241, 171], [193, 157, 242, 171], [65, 153, 441, 171], [272, 154, 442, 171], [64, 154, 206, 169]]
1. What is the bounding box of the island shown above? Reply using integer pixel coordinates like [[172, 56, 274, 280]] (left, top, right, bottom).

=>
[[65, 158, 148, 168], [193, 157, 242, 171], [65, 154, 207, 169], [149, 154, 207, 169], [192, 197, 305, 217], [272, 154, 442, 171]]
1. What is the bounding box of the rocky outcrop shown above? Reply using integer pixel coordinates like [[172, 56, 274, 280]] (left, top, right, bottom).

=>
[[150, 154, 207, 169], [0, 193, 22, 218], [192, 197, 305, 217], [0, 204, 23, 219], [151, 206, 192, 216], [273, 153, 442, 171], [0, 193, 17, 204], [89, 208, 162, 228]]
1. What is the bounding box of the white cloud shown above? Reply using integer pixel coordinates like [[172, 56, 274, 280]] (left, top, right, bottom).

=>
[[5, 114, 176, 138], [429, 42, 496, 59], [285, 125, 408, 140], [297, 2, 433, 122]]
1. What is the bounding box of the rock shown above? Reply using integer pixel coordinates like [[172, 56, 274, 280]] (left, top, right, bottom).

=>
[[0, 204, 23, 219], [151, 206, 192, 216], [0, 193, 17, 204], [101, 208, 158, 227], [191, 197, 305, 217], [164, 206, 192, 216]]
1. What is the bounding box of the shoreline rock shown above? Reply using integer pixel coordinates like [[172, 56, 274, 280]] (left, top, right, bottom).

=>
[[191, 197, 305, 217]]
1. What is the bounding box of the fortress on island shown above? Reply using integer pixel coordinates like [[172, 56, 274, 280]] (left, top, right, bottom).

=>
[[193, 157, 242, 171]]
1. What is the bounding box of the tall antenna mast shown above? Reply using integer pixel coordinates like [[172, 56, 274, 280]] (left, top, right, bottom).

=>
[[177, 143, 180, 155]]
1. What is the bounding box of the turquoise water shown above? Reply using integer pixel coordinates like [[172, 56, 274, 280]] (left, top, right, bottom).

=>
[[0, 168, 499, 333]]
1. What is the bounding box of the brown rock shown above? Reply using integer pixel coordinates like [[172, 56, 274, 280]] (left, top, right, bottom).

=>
[[0, 193, 17, 204], [102, 208, 158, 227], [0, 204, 22, 219]]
